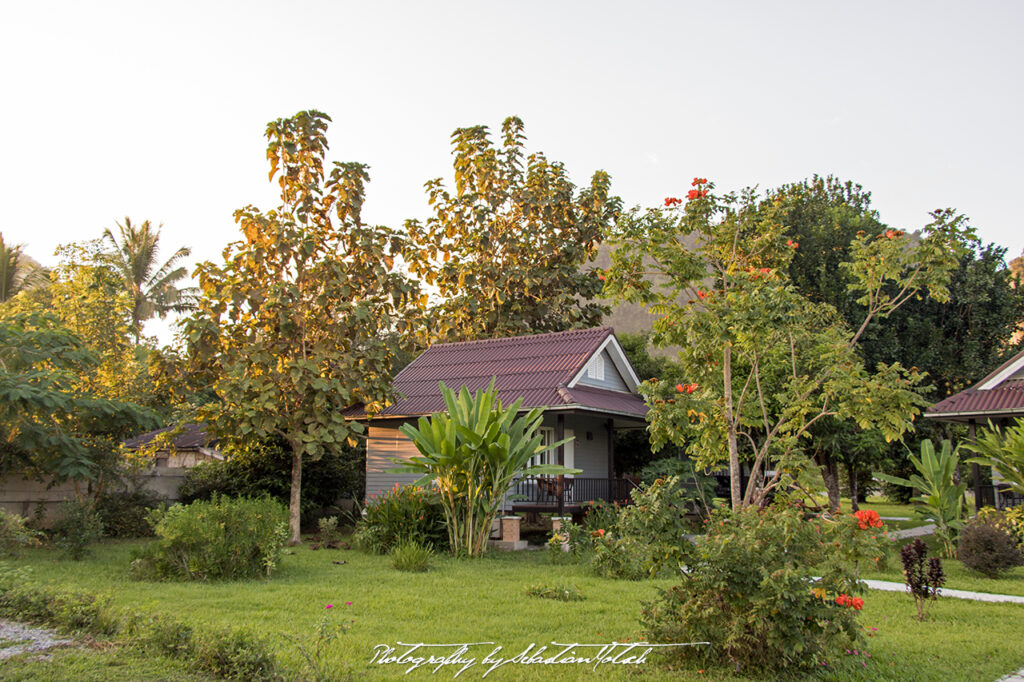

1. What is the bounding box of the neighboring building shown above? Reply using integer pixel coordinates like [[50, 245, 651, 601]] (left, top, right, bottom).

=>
[[0, 424, 221, 520], [346, 327, 648, 514], [925, 348, 1024, 509]]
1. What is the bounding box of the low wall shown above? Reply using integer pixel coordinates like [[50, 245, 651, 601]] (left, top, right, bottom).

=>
[[0, 467, 189, 522]]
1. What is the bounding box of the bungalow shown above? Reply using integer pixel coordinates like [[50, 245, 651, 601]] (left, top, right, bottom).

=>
[[925, 347, 1024, 509], [346, 326, 649, 514]]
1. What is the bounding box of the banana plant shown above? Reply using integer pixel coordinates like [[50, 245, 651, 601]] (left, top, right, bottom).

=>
[[876, 439, 966, 558], [390, 377, 580, 557], [962, 419, 1024, 497]]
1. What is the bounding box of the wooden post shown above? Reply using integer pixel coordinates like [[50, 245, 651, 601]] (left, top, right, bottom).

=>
[[969, 419, 982, 512], [556, 414, 565, 517], [606, 418, 615, 481]]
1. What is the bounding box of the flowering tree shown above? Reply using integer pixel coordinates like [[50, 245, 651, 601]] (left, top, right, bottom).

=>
[[605, 179, 972, 510]]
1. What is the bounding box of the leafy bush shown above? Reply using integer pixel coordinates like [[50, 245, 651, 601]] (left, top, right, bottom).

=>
[[545, 519, 596, 563], [178, 438, 363, 525], [580, 499, 620, 533], [958, 516, 1023, 578], [390, 541, 433, 572], [129, 495, 289, 581], [641, 505, 886, 673], [49, 500, 104, 560], [525, 582, 585, 601], [977, 506, 1024, 545], [592, 476, 695, 579], [95, 488, 163, 538], [636, 457, 716, 504], [353, 485, 448, 554], [0, 509, 40, 557]]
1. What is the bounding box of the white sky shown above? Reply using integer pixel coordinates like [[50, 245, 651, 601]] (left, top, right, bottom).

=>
[[2, 1, 1022, 342]]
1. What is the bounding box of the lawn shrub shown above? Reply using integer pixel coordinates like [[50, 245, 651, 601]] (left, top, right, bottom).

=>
[[900, 538, 945, 620], [0, 509, 39, 557], [958, 516, 1023, 577], [641, 505, 886, 673], [0, 566, 118, 634], [128, 495, 289, 581], [580, 499, 620, 532], [353, 485, 447, 554], [95, 488, 163, 538], [390, 540, 433, 572], [50, 499, 104, 560], [546, 520, 595, 563], [525, 581, 585, 601], [977, 506, 1024, 545], [592, 476, 695, 579]]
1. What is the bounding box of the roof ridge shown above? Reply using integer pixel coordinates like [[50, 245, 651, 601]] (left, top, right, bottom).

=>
[[426, 326, 612, 350]]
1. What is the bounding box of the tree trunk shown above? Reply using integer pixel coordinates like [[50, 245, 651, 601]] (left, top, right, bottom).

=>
[[847, 459, 860, 512], [288, 445, 303, 545], [817, 453, 841, 511], [723, 344, 742, 511]]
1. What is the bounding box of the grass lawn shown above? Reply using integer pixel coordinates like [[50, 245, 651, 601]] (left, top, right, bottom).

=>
[[0, 642, 211, 681], [4, 538, 1024, 681]]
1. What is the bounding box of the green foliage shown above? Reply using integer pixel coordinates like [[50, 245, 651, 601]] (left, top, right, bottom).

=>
[[317, 516, 343, 545], [352, 484, 448, 554], [876, 439, 966, 557], [964, 419, 1024, 496], [128, 495, 288, 581], [50, 500, 104, 560], [0, 568, 118, 635], [185, 110, 423, 544], [640, 505, 885, 672], [958, 516, 1023, 578], [405, 116, 620, 341], [95, 489, 163, 538], [605, 179, 963, 510], [289, 608, 350, 682], [545, 519, 595, 563], [390, 540, 433, 572], [900, 538, 945, 620], [393, 379, 579, 557], [0, 312, 158, 482], [0, 233, 49, 303], [977, 506, 1024, 545], [178, 438, 363, 524], [592, 476, 695, 579], [0, 509, 39, 557], [525, 581, 585, 601]]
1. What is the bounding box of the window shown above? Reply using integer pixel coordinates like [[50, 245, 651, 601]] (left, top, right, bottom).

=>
[[528, 428, 574, 471], [586, 353, 605, 381]]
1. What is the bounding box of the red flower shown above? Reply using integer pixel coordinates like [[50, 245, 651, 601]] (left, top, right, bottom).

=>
[[696, 289, 706, 299], [692, 177, 708, 186], [685, 383, 698, 394], [687, 189, 701, 200], [786, 239, 794, 247], [760, 268, 771, 275], [885, 230, 896, 239], [854, 509, 883, 530], [664, 197, 682, 207], [676, 383, 684, 393], [598, 274, 606, 281]]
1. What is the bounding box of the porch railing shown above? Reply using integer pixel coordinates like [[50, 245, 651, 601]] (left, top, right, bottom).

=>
[[507, 476, 637, 514], [975, 485, 1024, 510]]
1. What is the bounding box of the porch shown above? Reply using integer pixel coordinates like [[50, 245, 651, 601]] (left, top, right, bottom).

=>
[[507, 475, 637, 514]]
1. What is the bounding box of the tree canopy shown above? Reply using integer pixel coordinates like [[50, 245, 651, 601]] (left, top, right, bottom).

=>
[[185, 110, 425, 543], [406, 116, 621, 341]]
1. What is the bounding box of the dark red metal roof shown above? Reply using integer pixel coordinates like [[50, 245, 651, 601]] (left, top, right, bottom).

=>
[[926, 347, 1024, 422], [123, 423, 214, 450], [345, 327, 648, 420], [926, 386, 1024, 422]]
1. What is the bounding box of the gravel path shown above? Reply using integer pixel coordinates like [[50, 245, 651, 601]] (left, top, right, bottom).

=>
[[0, 619, 73, 660]]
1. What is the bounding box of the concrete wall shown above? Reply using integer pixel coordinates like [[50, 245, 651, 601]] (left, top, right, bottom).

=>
[[0, 466, 190, 522]]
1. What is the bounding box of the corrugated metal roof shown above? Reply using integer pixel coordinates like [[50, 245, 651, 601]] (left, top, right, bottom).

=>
[[926, 385, 1024, 421], [345, 327, 648, 420], [123, 423, 214, 450]]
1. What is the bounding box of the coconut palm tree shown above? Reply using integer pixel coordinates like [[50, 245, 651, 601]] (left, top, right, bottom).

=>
[[101, 218, 197, 342], [0, 234, 50, 303]]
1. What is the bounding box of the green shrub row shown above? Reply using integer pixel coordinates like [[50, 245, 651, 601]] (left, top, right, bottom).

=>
[[0, 565, 277, 680], [129, 495, 289, 581]]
